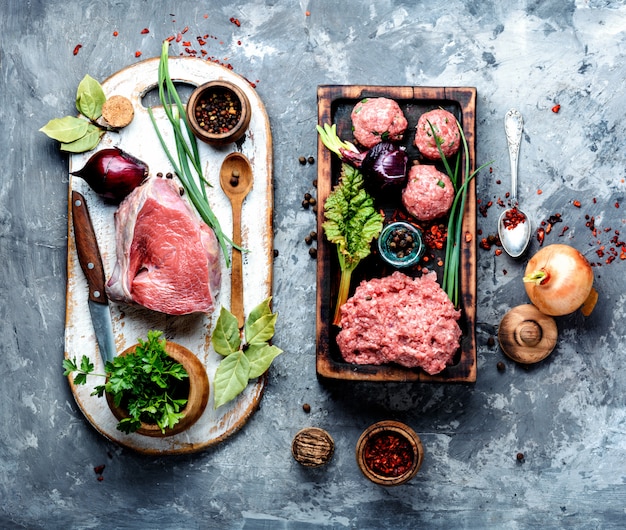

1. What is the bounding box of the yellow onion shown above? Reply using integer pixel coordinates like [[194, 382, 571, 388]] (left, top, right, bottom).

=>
[[523, 244, 594, 316]]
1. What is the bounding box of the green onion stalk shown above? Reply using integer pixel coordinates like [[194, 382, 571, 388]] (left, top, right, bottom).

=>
[[148, 40, 235, 267], [430, 119, 492, 308]]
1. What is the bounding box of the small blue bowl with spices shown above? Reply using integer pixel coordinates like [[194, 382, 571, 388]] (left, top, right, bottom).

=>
[[377, 221, 425, 268]]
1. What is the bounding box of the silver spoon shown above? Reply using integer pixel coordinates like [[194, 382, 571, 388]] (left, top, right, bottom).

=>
[[498, 109, 531, 258]]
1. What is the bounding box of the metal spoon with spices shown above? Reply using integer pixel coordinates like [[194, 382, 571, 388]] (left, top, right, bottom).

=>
[[498, 109, 531, 258]]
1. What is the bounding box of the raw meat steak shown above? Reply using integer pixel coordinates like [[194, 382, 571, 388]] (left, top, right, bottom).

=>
[[106, 177, 221, 315]]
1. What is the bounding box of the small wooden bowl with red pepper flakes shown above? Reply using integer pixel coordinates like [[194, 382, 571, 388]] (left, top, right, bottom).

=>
[[356, 420, 423, 486], [186, 80, 251, 146]]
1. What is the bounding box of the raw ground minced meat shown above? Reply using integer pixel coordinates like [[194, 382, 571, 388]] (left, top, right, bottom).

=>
[[336, 271, 461, 375]]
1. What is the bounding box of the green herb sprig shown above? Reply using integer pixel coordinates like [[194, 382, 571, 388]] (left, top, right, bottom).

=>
[[63, 330, 189, 434], [211, 298, 282, 408], [148, 40, 235, 267], [40, 75, 110, 153]]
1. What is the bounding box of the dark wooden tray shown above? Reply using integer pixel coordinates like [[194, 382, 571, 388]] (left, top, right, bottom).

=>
[[315, 85, 477, 383]]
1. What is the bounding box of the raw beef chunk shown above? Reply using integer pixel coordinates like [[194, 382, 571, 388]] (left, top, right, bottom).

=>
[[106, 177, 221, 315]]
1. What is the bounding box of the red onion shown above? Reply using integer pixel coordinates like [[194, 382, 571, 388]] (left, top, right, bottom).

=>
[[361, 142, 408, 190], [71, 147, 149, 202]]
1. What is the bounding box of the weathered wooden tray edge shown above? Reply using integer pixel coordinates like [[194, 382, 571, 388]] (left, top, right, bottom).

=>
[[315, 85, 477, 384]]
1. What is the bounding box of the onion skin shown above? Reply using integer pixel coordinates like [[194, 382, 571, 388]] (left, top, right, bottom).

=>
[[523, 244, 594, 316], [71, 147, 149, 202]]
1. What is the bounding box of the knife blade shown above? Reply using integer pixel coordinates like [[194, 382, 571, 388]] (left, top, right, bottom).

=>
[[71, 190, 116, 364]]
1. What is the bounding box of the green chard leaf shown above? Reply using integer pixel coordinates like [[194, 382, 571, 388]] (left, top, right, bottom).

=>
[[39, 116, 88, 143], [76, 74, 106, 120], [245, 343, 283, 379], [320, 162, 383, 325], [212, 307, 241, 356], [213, 351, 251, 409]]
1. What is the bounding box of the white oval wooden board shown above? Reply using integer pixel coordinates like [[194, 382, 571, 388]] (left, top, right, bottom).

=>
[[64, 57, 273, 454]]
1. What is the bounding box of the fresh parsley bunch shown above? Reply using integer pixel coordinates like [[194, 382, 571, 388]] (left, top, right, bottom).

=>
[[63, 330, 189, 434]]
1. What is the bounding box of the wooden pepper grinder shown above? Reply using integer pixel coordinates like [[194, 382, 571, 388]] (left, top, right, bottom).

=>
[[498, 304, 558, 364]]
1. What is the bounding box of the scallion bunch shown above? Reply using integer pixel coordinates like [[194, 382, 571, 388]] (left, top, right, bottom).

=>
[[430, 120, 492, 307], [148, 40, 234, 267]]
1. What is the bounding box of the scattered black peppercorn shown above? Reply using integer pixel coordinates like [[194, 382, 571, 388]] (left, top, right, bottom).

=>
[[299, 156, 307, 165], [309, 247, 317, 258], [312, 179, 318, 188], [516, 452, 524, 462], [302, 192, 317, 210], [166, 172, 173, 179], [302, 403, 311, 413], [487, 336, 495, 348], [497, 361, 506, 372], [308, 156, 315, 165], [309, 231, 317, 240], [273, 249, 279, 257], [304, 235, 313, 245]]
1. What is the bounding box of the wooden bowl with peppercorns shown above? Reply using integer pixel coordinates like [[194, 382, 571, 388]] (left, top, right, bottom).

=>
[[186, 80, 251, 145]]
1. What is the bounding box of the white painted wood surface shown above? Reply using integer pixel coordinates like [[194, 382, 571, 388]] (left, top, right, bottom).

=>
[[64, 57, 273, 454]]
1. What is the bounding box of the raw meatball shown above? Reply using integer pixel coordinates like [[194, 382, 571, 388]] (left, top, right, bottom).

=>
[[351, 97, 408, 149], [414, 109, 460, 160], [401, 164, 454, 221]]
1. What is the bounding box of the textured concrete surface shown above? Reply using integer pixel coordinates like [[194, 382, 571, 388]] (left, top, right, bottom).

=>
[[2, 0, 626, 528]]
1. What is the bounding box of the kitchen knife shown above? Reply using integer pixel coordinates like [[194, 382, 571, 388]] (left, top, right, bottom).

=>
[[71, 190, 116, 364]]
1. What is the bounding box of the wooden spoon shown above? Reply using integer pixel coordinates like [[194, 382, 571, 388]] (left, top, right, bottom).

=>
[[220, 152, 254, 328]]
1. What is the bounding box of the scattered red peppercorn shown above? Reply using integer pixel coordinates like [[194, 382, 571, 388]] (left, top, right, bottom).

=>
[[230, 17, 241, 27], [73, 44, 82, 56], [135, 51, 142, 57], [113, 31, 119, 37], [551, 104, 561, 113], [140, 28, 149, 34], [572, 200, 581, 208]]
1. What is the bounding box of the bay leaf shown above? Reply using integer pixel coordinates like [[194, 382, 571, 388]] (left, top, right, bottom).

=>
[[76, 74, 105, 120], [39, 116, 88, 143], [211, 306, 241, 356], [245, 312, 277, 345], [213, 351, 250, 409], [60, 124, 103, 153], [245, 343, 283, 379]]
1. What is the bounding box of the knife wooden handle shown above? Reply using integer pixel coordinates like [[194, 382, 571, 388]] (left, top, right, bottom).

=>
[[71, 191, 108, 304]]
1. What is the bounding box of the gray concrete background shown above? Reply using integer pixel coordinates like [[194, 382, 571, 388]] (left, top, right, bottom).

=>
[[2, 1, 626, 528]]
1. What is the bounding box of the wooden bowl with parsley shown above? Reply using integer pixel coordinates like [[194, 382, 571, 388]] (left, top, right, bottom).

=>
[[104, 332, 209, 437]]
